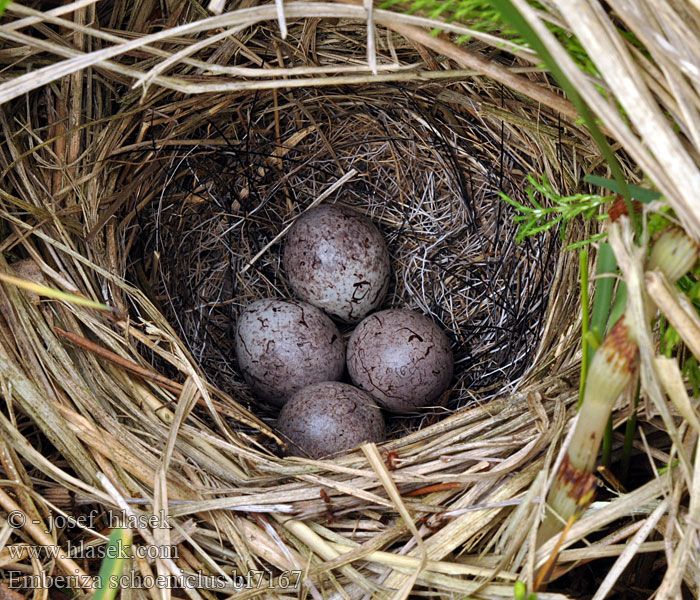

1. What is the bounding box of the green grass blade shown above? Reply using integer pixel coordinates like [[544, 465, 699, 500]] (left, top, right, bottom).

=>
[[578, 243, 617, 408], [92, 527, 132, 600], [579, 248, 589, 409], [583, 174, 662, 203], [0, 272, 112, 311], [589, 242, 617, 341], [0, 0, 9, 18], [607, 280, 627, 330]]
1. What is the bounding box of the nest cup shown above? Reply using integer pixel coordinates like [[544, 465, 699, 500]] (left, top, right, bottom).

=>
[[127, 61, 560, 432]]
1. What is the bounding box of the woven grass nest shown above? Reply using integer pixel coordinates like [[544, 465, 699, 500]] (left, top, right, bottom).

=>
[[1, 2, 700, 599], [128, 77, 560, 423]]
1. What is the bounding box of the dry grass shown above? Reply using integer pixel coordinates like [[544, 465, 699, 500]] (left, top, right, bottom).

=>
[[0, 1, 698, 599]]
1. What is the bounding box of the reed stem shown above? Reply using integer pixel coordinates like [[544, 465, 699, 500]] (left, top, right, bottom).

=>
[[539, 225, 699, 545]]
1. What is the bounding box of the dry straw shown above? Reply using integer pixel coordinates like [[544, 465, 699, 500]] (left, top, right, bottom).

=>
[[0, 1, 699, 599]]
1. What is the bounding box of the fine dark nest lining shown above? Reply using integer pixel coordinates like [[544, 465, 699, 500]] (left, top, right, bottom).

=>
[[124, 80, 560, 433]]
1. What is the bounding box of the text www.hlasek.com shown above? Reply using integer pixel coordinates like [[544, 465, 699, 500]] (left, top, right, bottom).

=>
[[7, 539, 175, 561]]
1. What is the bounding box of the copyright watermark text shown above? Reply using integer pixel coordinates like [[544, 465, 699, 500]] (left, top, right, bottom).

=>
[[6, 509, 171, 534]]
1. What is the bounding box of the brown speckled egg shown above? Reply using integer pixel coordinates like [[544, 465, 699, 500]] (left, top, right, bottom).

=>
[[277, 382, 386, 458], [347, 309, 453, 412], [283, 205, 391, 322], [234, 299, 345, 405]]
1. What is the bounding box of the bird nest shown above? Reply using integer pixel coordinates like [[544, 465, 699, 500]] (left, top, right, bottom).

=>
[[126, 78, 560, 427], [3, 2, 681, 599]]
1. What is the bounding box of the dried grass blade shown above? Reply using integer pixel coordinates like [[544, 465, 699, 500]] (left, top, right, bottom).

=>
[[53, 403, 193, 500], [240, 169, 357, 276], [97, 474, 204, 600], [55, 327, 183, 393], [551, 0, 700, 239], [0, 4, 547, 101], [558, 541, 665, 562], [508, 0, 676, 210], [653, 356, 700, 434], [0, 409, 111, 504], [236, 517, 303, 572], [134, 26, 246, 93], [207, 0, 225, 14], [0, 336, 98, 481], [537, 471, 669, 566], [646, 270, 700, 361], [362, 443, 427, 598], [384, 20, 579, 123], [3, 0, 98, 32], [364, 0, 377, 75], [591, 498, 668, 600], [656, 427, 700, 599], [275, 0, 287, 38], [328, 541, 518, 580], [609, 221, 694, 485], [273, 514, 381, 597]]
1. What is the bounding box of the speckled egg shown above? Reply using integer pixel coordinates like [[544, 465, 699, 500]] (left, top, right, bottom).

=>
[[282, 205, 391, 322], [234, 299, 345, 405], [346, 309, 453, 412], [277, 382, 386, 458]]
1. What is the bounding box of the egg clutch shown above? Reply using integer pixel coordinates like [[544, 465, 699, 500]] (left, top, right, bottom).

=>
[[234, 204, 454, 458]]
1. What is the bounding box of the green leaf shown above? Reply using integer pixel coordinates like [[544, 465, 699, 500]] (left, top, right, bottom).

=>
[[565, 231, 607, 250], [501, 175, 610, 244], [0, 0, 10, 18], [583, 174, 662, 203], [587, 241, 618, 461], [92, 528, 132, 600], [589, 242, 617, 339], [513, 581, 528, 600], [606, 279, 627, 330], [583, 329, 601, 351]]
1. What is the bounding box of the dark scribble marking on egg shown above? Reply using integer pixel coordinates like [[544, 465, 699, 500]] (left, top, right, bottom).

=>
[[277, 381, 386, 458], [283, 205, 391, 322], [234, 299, 345, 406], [346, 309, 454, 412]]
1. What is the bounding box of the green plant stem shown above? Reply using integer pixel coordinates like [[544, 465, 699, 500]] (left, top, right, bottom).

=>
[[579, 248, 589, 408], [591, 242, 618, 464], [542, 224, 700, 543], [580, 242, 616, 410]]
